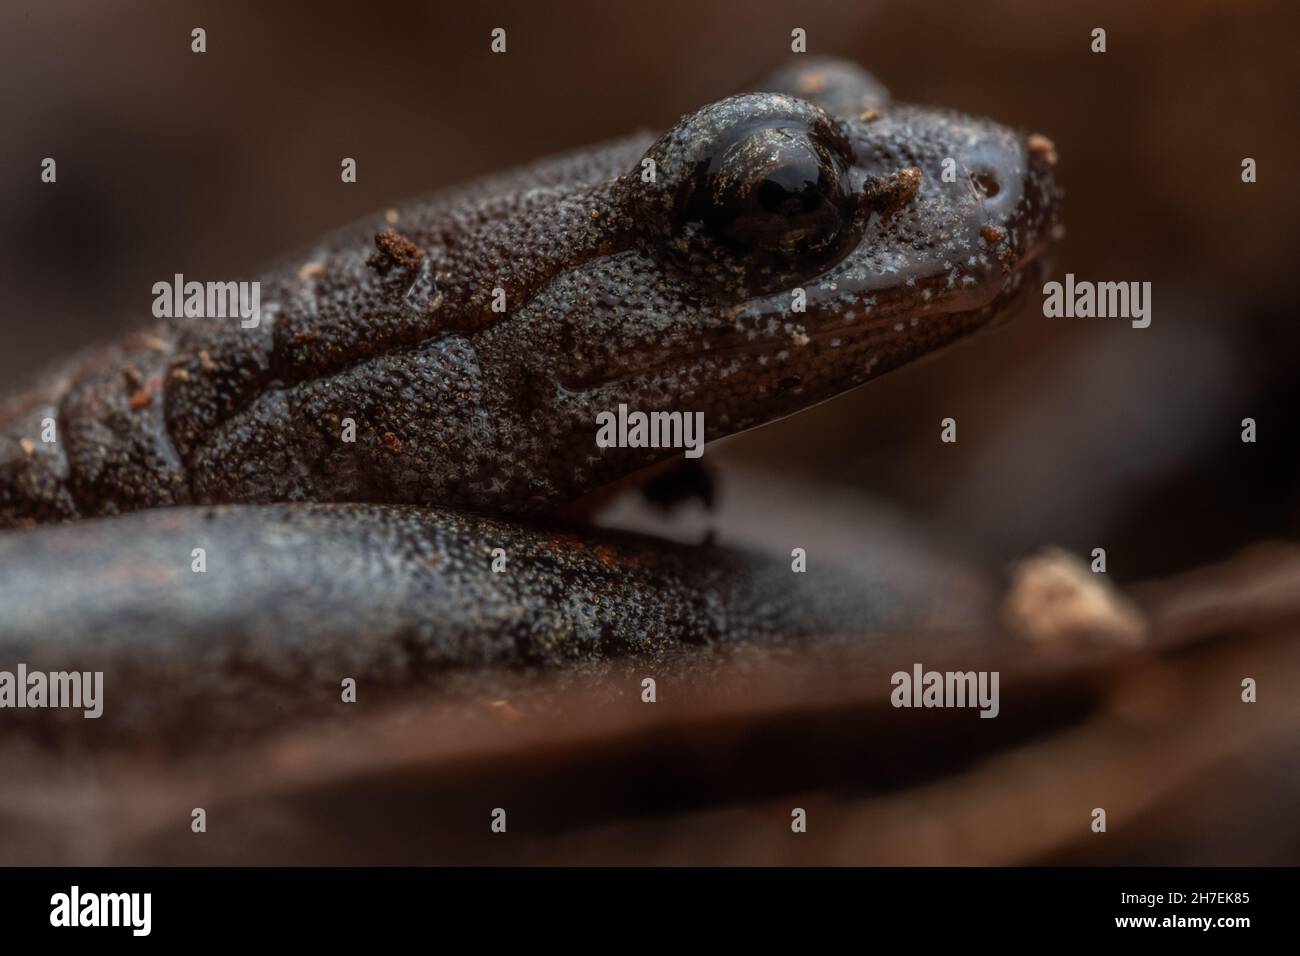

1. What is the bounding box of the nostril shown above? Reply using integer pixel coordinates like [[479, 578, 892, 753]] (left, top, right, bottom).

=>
[[971, 172, 1001, 198]]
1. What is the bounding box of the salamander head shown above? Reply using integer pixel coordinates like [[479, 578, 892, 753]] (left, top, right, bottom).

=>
[[164, 59, 1060, 516], [472, 59, 1060, 497]]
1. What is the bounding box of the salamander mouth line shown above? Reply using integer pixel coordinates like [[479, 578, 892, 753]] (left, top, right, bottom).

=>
[[554, 256, 1041, 393], [4, 57, 1063, 530]]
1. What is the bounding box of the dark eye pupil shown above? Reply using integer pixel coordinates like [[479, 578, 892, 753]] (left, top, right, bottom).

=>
[[757, 170, 822, 216], [694, 125, 853, 258], [633, 94, 862, 295]]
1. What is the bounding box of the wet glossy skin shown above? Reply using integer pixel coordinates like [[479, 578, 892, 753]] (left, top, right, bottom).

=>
[[0, 60, 1058, 746], [0, 502, 992, 744], [0, 59, 1059, 526]]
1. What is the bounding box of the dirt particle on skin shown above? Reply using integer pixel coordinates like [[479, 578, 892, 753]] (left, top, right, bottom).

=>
[[368, 228, 424, 276], [543, 532, 583, 554], [127, 333, 169, 353], [868, 166, 923, 216], [798, 71, 828, 94], [1027, 133, 1058, 166], [594, 544, 640, 571], [981, 224, 1006, 243], [381, 432, 403, 454], [541, 532, 641, 570], [128, 376, 160, 410], [894, 166, 923, 202]]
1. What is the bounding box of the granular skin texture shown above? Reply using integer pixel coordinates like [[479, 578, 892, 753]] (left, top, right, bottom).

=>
[[0, 502, 985, 745], [0, 61, 1054, 744], [0, 61, 1059, 527]]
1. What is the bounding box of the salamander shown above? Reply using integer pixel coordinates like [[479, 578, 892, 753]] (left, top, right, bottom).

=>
[[0, 59, 1059, 743], [0, 58, 1059, 526], [0, 501, 995, 743]]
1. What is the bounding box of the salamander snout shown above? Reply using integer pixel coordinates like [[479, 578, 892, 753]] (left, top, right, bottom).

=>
[[626, 59, 1062, 319]]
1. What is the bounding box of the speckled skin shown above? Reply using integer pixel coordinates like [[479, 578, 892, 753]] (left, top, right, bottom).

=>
[[0, 502, 983, 743], [0, 61, 1059, 525], [0, 61, 1057, 748]]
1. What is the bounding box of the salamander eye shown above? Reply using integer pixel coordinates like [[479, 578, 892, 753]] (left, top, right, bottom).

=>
[[698, 126, 852, 257], [634, 93, 865, 295]]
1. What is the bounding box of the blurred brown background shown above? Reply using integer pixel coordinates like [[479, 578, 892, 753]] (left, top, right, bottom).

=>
[[2, 0, 1297, 579]]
